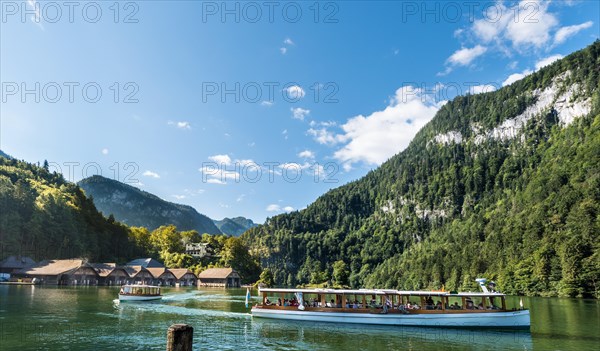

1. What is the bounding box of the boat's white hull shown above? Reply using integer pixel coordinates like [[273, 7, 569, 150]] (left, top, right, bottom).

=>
[[251, 308, 530, 329], [119, 295, 162, 301]]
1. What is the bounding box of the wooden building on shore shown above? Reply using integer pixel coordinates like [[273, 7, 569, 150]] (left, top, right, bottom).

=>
[[0, 256, 36, 274], [14, 259, 89, 285], [147, 268, 177, 286], [169, 268, 198, 287], [123, 265, 153, 285], [197, 268, 241, 288], [9, 258, 202, 287]]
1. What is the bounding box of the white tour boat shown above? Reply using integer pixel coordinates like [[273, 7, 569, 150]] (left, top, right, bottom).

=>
[[251, 279, 530, 329], [118, 284, 162, 301]]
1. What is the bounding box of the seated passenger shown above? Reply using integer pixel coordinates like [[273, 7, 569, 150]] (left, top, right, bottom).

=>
[[436, 301, 443, 310]]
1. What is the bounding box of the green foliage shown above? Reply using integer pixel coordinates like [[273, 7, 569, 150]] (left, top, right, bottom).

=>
[[332, 260, 349, 287], [257, 268, 275, 287], [220, 237, 261, 283], [0, 156, 146, 262], [242, 41, 600, 298]]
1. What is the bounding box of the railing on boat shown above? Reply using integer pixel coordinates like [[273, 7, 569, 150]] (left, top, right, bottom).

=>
[[255, 288, 514, 313]]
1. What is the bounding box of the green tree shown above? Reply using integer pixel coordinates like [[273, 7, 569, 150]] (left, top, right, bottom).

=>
[[332, 260, 349, 287]]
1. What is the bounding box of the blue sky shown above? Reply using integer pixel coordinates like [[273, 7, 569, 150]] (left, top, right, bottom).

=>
[[1, 0, 599, 223]]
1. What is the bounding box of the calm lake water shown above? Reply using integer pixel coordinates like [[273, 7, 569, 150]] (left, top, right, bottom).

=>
[[0, 285, 598, 350]]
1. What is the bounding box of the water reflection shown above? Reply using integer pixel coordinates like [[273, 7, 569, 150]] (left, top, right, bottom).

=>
[[2, 285, 599, 351]]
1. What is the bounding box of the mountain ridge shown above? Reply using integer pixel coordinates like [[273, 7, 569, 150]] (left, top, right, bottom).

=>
[[78, 175, 222, 234], [78, 175, 257, 236], [242, 41, 600, 297], [214, 217, 258, 237]]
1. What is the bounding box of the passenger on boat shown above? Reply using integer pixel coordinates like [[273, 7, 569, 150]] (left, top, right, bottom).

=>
[[425, 296, 434, 309], [277, 298, 282, 306], [436, 301, 443, 310], [450, 302, 460, 309], [265, 298, 272, 306], [477, 303, 484, 310], [466, 298, 474, 309]]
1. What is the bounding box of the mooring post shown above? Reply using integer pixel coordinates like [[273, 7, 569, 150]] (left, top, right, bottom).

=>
[[167, 324, 193, 351]]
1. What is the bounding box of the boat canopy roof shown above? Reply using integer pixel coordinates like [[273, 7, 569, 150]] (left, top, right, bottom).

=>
[[258, 288, 505, 297], [122, 284, 160, 288]]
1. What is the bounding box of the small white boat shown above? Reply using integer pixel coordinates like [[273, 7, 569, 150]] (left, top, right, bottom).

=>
[[251, 279, 530, 329], [118, 284, 162, 301]]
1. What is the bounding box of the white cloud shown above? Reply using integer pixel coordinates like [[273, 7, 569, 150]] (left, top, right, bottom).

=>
[[447, 45, 487, 66], [298, 150, 315, 159], [503, 54, 563, 87], [208, 154, 232, 165], [236, 194, 246, 202], [332, 86, 444, 166], [291, 107, 310, 120], [266, 204, 294, 212], [535, 54, 563, 70], [172, 195, 186, 200], [307, 127, 344, 145], [502, 70, 533, 86], [206, 178, 226, 185], [142, 170, 160, 179], [506, 1, 558, 49], [554, 21, 593, 45], [266, 204, 281, 212], [284, 38, 294, 45], [469, 84, 497, 95], [285, 85, 305, 100], [101, 148, 109, 155], [282, 129, 288, 140], [261, 101, 274, 107], [280, 47, 287, 55], [168, 121, 191, 130], [201, 156, 257, 185], [26, 0, 44, 30], [177, 121, 191, 129], [471, 1, 560, 52], [200, 166, 239, 184]]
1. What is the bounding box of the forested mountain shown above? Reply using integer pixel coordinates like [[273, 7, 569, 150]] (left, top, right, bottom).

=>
[[214, 217, 258, 236], [78, 176, 222, 235], [242, 41, 600, 298], [0, 156, 145, 262], [0, 150, 11, 159]]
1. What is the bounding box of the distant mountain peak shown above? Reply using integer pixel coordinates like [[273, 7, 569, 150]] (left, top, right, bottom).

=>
[[78, 175, 222, 234], [214, 217, 258, 237]]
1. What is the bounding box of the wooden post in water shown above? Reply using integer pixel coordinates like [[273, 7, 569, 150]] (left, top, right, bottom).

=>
[[167, 324, 193, 351]]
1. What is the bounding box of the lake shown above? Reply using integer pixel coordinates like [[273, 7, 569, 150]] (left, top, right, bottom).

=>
[[0, 285, 598, 350]]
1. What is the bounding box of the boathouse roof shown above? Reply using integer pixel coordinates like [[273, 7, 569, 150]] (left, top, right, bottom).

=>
[[18, 259, 85, 275], [0, 256, 36, 270], [168, 268, 196, 280], [197, 267, 238, 279], [89, 263, 116, 277], [125, 258, 164, 268]]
